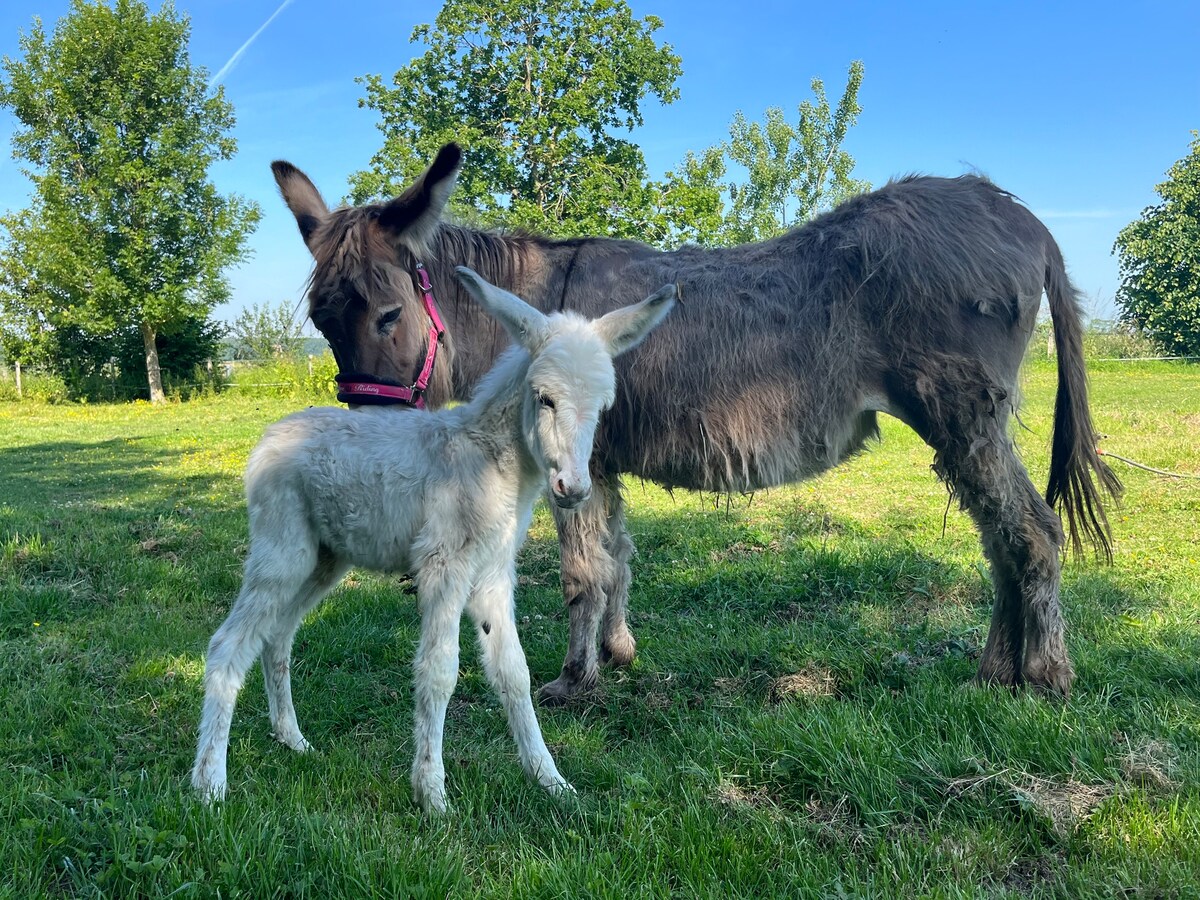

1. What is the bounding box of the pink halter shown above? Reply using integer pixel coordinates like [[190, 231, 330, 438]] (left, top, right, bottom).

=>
[[335, 263, 446, 408]]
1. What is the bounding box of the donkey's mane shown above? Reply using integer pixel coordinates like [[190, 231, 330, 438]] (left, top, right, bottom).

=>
[[302, 207, 390, 316]]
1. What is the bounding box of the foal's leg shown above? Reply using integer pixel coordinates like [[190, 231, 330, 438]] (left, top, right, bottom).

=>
[[468, 568, 573, 796], [192, 546, 316, 801], [598, 476, 638, 668], [260, 549, 350, 753], [539, 491, 614, 704], [410, 558, 471, 814]]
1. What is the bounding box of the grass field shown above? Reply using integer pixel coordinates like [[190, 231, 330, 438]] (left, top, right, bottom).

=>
[[1, 359, 1197, 898]]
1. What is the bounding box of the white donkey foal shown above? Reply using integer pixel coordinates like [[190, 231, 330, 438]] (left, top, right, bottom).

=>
[[192, 267, 675, 811]]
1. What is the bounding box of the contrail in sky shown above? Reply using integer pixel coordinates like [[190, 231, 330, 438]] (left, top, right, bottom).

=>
[[208, 0, 296, 90]]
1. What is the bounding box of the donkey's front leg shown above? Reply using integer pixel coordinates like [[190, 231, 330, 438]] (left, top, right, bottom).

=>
[[468, 569, 573, 798], [596, 475, 637, 668], [539, 493, 612, 705], [411, 570, 470, 814]]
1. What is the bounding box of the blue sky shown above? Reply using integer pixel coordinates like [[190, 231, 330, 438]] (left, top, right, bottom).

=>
[[2, 0, 1197, 327]]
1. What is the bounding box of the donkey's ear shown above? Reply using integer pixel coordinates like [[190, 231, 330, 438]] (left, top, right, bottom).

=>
[[594, 284, 676, 357], [454, 266, 549, 350], [271, 161, 329, 252], [377, 143, 462, 250]]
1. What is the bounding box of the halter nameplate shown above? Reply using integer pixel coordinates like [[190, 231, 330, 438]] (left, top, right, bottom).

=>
[[336, 261, 446, 408]]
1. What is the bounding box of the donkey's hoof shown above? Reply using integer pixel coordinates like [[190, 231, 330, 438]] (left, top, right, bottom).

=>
[[1022, 656, 1074, 699], [412, 780, 448, 815], [537, 670, 597, 706], [974, 647, 1020, 689], [600, 628, 637, 668]]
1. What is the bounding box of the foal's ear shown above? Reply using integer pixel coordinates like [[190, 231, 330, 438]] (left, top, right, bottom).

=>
[[377, 143, 462, 251], [594, 284, 677, 357], [271, 161, 329, 252], [455, 267, 549, 350]]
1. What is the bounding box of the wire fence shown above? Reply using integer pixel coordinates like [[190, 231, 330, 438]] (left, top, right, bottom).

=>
[[0, 353, 340, 403], [2, 340, 1197, 403]]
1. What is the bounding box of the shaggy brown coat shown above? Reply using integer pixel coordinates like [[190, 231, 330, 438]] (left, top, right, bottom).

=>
[[272, 144, 1120, 701]]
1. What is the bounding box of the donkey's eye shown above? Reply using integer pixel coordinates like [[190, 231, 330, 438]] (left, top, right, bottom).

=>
[[537, 392, 556, 411], [377, 309, 402, 333]]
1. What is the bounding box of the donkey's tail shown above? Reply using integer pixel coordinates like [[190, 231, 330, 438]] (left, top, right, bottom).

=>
[[1043, 243, 1123, 560]]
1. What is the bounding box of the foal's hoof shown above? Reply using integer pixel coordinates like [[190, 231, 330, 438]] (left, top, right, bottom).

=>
[[272, 731, 313, 753], [191, 774, 227, 804], [974, 647, 1020, 690], [547, 780, 577, 801]]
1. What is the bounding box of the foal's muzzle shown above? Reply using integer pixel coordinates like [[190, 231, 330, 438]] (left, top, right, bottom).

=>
[[552, 491, 591, 510], [549, 471, 591, 509]]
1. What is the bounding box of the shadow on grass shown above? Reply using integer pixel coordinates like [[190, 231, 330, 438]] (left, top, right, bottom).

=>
[[0, 437, 238, 515], [0, 438, 247, 637]]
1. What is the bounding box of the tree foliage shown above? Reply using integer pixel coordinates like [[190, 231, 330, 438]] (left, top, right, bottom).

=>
[[0, 0, 259, 401], [49, 315, 224, 401], [352, 3, 867, 249], [350, 0, 682, 238], [1114, 134, 1200, 357], [653, 61, 868, 247], [228, 301, 305, 361]]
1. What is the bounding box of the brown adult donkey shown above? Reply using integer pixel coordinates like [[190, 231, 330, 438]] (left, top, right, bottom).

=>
[[271, 143, 1120, 702]]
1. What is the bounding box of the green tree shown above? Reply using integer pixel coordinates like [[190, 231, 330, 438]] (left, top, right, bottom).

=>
[[349, 0, 682, 238], [1114, 133, 1200, 357], [0, 206, 58, 368], [0, 0, 260, 402], [48, 314, 223, 400], [653, 61, 868, 247], [228, 301, 304, 361], [650, 146, 728, 248]]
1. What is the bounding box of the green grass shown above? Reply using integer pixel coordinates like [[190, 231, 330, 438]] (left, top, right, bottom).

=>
[[1, 361, 1197, 899]]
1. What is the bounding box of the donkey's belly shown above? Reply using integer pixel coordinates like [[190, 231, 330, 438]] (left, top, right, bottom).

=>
[[622, 409, 881, 493]]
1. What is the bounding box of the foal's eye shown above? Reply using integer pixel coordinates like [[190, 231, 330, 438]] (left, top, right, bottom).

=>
[[537, 392, 556, 411], [377, 309, 402, 333]]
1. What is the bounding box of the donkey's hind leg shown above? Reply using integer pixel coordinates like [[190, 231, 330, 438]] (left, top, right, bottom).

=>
[[261, 548, 350, 753], [539, 489, 614, 705], [468, 567, 572, 797], [896, 365, 1072, 695], [192, 544, 319, 801], [957, 452, 1070, 695]]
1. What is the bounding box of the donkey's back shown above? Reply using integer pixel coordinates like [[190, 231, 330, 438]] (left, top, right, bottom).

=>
[[591, 175, 1057, 493]]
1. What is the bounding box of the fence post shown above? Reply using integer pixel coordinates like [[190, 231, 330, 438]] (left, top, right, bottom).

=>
[[14, 361, 22, 399], [1046, 326, 1055, 357], [308, 354, 314, 376]]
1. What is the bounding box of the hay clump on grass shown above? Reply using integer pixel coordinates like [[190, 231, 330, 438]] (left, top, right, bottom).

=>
[[770, 666, 837, 701]]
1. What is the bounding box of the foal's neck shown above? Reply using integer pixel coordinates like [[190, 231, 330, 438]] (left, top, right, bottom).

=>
[[453, 346, 536, 473]]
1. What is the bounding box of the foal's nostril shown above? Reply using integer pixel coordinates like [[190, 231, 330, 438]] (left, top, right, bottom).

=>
[[554, 476, 568, 496]]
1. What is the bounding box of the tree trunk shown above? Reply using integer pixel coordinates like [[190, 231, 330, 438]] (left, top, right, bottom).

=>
[[141, 320, 166, 403]]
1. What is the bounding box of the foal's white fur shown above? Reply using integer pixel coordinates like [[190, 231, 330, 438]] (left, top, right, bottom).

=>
[[191, 268, 675, 811]]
